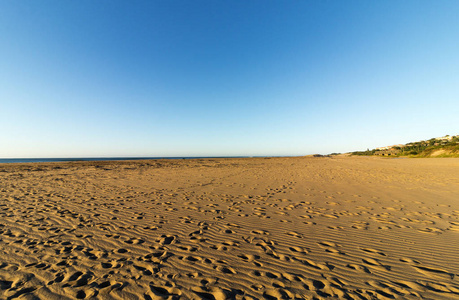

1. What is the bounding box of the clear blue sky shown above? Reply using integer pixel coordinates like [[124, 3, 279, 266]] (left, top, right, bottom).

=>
[[1, 1, 458, 158]]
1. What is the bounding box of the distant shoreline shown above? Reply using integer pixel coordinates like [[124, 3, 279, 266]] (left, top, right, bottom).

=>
[[0, 156, 250, 164], [0, 156, 286, 164]]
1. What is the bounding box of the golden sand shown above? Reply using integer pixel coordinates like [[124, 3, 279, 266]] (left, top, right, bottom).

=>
[[0, 156, 458, 299]]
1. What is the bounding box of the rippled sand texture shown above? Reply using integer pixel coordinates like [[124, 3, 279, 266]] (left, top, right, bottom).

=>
[[0, 157, 459, 299]]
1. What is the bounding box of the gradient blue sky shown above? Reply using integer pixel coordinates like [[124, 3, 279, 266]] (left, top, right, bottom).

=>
[[1, 1, 458, 158]]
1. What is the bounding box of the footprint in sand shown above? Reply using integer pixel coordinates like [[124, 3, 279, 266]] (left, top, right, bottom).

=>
[[251, 229, 269, 235], [237, 254, 260, 262], [360, 248, 387, 256], [123, 237, 145, 245], [418, 227, 443, 234], [210, 244, 230, 251], [177, 245, 199, 252], [318, 241, 340, 248], [157, 234, 177, 245], [191, 286, 234, 300], [351, 221, 369, 230], [214, 265, 237, 274], [263, 288, 294, 299], [286, 231, 303, 238], [222, 240, 239, 247], [378, 226, 392, 230], [140, 249, 170, 263], [251, 283, 264, 291], [100, 261, 122, 269], [180, 255, 202, 262], [399, 257, 421, 265], [303, 221, 317, 225], [289, 246, 309, 254], [320, 213, 339, 219], [132, 263, 155, 275], [115, 248, 129, 254], [299, 214, 312, 219], [346, 263, 372, 274], [199, 277, 218, 286], [318, 241, 345, 255], [300, 258, 333, 271], [362, 258, 391, 271], [327, 226, 344, 230], [148, 283, 182, 298]]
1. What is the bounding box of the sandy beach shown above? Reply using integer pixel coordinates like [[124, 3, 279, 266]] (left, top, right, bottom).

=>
[[0, 156, 458, 299]]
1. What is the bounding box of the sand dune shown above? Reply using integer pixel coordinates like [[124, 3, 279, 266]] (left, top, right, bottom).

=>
[[0, 156, 458, 299]]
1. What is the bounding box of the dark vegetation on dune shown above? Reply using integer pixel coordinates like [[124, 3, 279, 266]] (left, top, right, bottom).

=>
[[351, 135, 459, 158]]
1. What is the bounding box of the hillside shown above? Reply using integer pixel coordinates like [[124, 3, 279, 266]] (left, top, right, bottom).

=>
[[351, 135, 459, 157]]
